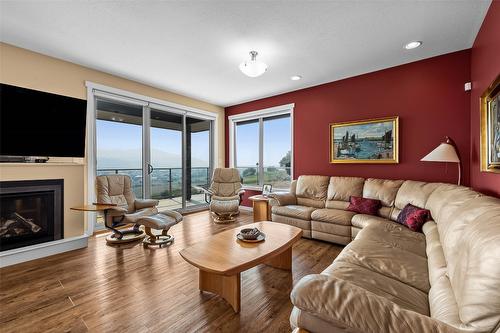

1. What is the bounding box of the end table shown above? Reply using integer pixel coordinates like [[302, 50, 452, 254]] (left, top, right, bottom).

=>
[[248, 195, 272, 222]]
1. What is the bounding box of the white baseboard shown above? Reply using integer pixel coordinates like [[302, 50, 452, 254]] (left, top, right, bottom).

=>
[[239, 205, 253, 212], [0, 235, 89, 268]]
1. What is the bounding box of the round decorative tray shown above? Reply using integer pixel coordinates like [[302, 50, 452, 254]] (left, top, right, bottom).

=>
[[237, 232, 266, 243]]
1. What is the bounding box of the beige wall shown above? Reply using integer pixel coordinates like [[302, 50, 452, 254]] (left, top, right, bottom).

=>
[[0, 42, 224, 236]]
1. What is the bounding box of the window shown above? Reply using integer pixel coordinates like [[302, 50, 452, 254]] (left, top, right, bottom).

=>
[[229, 104, 293, 189]]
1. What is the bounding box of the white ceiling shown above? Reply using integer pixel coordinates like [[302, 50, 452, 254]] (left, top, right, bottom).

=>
[[0, 1, 491, 107]]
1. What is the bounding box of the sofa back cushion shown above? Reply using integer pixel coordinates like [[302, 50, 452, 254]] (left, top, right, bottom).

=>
[[391, 180, 440, 221], [295, 175, 329, 208], [327, 176, 365, 201], [448, 197, 500, 331], [425, 185, 481, 263], [363, 178, 404, 218]]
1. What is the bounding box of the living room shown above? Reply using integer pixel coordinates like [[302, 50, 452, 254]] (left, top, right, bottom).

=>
[[0, 1, 499, 332]]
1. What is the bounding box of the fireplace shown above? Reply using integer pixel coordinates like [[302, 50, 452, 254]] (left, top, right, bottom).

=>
[[0, 179, 63, 252]]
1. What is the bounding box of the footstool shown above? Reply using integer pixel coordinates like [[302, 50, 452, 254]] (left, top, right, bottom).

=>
[[137, 210, 183, 247], [210, 198, 240, 224]]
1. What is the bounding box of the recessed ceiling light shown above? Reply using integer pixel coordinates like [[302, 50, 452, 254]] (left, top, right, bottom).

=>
[[291, 75, 302, 81], [405, 41, 422, 50]]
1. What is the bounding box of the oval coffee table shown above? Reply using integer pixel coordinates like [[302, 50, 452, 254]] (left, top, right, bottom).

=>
[[180, 221, 302, 313]]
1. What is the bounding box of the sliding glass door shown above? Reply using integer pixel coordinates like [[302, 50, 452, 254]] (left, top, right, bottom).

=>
[[148, 108, 184, 210], [95, 96, 213, 228], [96, 98, 144, 198], [186, 116, 212, 208]]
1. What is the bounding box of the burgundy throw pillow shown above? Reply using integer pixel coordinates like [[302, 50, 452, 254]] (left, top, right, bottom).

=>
[[397, 204, 430, 232], [347, 196, 381, 216]]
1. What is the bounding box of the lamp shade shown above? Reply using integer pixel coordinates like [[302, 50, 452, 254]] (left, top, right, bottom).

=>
[[421, 142, 460, 163], [239, 51, 268, 78]]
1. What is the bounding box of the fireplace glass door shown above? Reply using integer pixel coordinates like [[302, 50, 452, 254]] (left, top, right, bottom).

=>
[[0, 180, 63, 252]]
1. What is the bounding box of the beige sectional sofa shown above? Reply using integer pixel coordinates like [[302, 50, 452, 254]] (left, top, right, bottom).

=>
[[268, 175, 500, 333]]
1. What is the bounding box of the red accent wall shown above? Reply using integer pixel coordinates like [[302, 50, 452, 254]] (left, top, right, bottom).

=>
[[226, 51, 473, 206], [470, 1, 500, 197]]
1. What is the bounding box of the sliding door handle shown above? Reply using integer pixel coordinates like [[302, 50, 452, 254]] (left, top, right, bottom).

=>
[[147, 164, 154, 175]]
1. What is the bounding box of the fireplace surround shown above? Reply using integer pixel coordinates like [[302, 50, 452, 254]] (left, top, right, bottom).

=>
[[0, 179, 63, 252]]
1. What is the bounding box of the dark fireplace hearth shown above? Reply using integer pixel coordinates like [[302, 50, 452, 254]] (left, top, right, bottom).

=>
[[0, 179, 63, 252]]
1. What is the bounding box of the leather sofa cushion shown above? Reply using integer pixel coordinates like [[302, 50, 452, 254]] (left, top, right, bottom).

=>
[[327, 176, 364, 201], [295, 175, 329, 200], [324, 200, 349, 210], [422, 221, 447, 286], [425, 184, 480, 233], [310, 208, 356, 225], [428, 275, 462, 329], [394, 180, 440, 211], [351, 214, 393, 229], [439, 195, 495, 281], [291, 274, 458, 333], [311, 230, 351, 245], [351, 226, 361, 239], [272, 214, 311, 238], [363, 178, 404, 207], [322, 261, 429, 315], [355, 221, 426, 258], [336, 228, 430, 293], [290, 307, 338, 333], [311, 221, 350, 237], [272, 205, 316, 220], [449, 199, 500, 331], [296, 197, 325, 209]]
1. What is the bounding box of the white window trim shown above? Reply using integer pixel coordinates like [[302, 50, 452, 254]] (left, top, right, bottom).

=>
[[228, 103, 294, 191], [85, 81, 219, 235]]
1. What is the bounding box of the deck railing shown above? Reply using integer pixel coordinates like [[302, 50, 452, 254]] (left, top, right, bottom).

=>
[[96, 167, 210, 200]]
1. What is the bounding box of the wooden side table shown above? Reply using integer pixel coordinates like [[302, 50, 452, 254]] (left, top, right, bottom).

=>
[[248, 195, 272, 222]]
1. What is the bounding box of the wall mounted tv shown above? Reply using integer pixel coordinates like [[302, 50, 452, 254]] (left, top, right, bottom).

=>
[[0, 84, 87, 158]]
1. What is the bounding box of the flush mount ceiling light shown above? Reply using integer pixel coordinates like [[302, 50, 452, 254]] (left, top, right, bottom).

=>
[[291, 75, 302, 81], [405, 41, 422, 50], [239, 51, 268, 77]]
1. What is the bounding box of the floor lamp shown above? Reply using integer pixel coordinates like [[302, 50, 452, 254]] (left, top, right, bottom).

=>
[[421, 136, 462, 185]]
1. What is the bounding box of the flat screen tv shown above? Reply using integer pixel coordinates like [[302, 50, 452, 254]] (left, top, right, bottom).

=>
[[0, 84, 87, 158]]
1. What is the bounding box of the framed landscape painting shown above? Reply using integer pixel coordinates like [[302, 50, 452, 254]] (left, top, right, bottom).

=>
[[480, 74, 500, 173], [330, 116, 399, 164]]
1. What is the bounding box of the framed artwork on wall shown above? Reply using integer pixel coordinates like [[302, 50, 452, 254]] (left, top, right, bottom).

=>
[[480, 74, 500, 173], [330, 116, 399, 164]]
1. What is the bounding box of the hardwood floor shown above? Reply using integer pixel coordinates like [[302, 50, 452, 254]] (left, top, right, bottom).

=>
[[0, 210, 343, 333]]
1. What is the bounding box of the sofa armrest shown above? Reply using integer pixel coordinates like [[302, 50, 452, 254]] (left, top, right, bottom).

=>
[[268, 192, 297, 207], [135, 199, 159, 210], [291, 274, 461, 333]]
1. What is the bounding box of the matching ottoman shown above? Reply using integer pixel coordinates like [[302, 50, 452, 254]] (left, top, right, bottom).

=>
[[136, 210, 183, 247]]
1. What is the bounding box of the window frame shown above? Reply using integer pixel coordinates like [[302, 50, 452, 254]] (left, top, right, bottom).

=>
[[228, 103, 294, 190]]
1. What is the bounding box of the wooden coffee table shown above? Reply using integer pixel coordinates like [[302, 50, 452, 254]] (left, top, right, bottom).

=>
[[179, 221, 302, 313]]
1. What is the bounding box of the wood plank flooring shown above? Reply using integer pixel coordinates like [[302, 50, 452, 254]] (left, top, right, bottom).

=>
[[0, 211, 343, 333]]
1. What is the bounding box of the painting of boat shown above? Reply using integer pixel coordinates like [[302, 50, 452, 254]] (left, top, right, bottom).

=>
[[330, 116, 399, 164]]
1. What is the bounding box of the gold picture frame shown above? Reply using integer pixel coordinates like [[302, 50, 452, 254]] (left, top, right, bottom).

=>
[[480, 74, 500, 173], [330, 116, 399, 164]]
